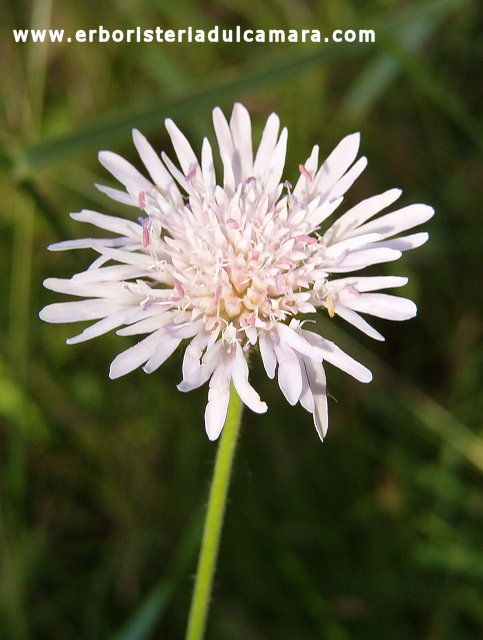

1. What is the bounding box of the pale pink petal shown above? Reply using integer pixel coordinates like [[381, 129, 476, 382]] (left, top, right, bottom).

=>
[[212, 107, 235, 193], [329, 275, 408, 292], [276, 322, 323, 360], [259, 332, 277, 379], [39, 299, 117, 323], [109, 329, 165, 379], [229, 103, 253, 181], [304, 359, 328, 440], [371, 232, 429, 252], [334, 306, 385, 341], [98, 151, 153, 193], [350, 204, 434, 240], [329, 188, 402, 240], [95, 184, 138, 206], [70, 210, 141, 238], [340, 293, 417, 321], [263, 127, 288, 193], [303, 331, 372, 383], [204, 354, 233, 440], [326, 156, 367, 201], [274, 342, 303, 405], [201, 137, 216, 193], [143, 335, 182, 373], [253, 112, 280, 176], [231, 343, 267, 413], [165, 118, 199, 175], [132, 129, 176, 190]]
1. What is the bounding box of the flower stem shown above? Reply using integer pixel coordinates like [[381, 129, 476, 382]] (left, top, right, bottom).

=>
[[184, 385, 243, 640]]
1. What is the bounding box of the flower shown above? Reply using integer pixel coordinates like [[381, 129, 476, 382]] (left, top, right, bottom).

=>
[[40, 103, 433, 441]]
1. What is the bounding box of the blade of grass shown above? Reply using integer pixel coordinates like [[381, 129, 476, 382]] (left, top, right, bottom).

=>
[[343, 0, 474, 119], [110, 505, 203, 640], [381, 39, 483, 151], [12, 43, 361, 176], [314, 319, 483, 474]]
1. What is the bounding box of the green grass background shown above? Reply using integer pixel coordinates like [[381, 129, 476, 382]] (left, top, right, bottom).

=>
[[1, 0, 482, 638]]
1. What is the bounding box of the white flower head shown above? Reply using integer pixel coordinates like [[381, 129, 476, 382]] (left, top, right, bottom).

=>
[[40, 103, 434, 441]]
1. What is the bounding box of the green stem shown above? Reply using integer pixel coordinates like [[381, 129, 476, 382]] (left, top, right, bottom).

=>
[[185, 385, 243, 640]]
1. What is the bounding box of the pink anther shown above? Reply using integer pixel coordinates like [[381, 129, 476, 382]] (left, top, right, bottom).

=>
[[295, 235, 317, 245], [138, 191, 146, 211], [141, 218, 150, 248], [173, 279, 185, 298], [345, 284, 361, 296], [298, 164, 313, 181], [186, 164, 197, 181]]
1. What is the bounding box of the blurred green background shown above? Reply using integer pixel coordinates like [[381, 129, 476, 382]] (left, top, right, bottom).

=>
[[1, 0, 482, 638]]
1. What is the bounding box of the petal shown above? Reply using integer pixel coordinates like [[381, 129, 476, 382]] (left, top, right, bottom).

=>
[[98, 150, 152, 193], [143, 335, 181, 373], [253, 112, 280, 176], [132, 129, 176, 190], [304, 359, 328, 440], [179, 339, 222, 392], [311, 132, 361, 198], [96, 184, 137, 206], [40, 299, 117, 323], [109, 329, 164, 379], [298, 357, 314, 413], [117, 312, 171, 336], [327, 156, 367, 201], [47, 237, 127, 251], [229, 103, 253, 181], [334, 306, 385, 341], [201, 137, 216, 193], [370, 232, 429, 252], [259, 332, 277, 379], [72, 265, 149, 283], [204, 353, 233, 440], [276, 322, 323, 360], [329, 275, 408, 293], [70, 210, 141, 238], [231, 344, 267, 414], [43, 277, 134, 299], [213, 106, 235, 193], [180, 332, 212, 386], [66, 307, 138, 344], [350, 204, 434, 241], [164, 118, 199, 175], [274, 342, 303, 405], [340, 293, 417, 321], [327, 247, 402, 272], [302, 331, 372, 383], [328, 188, 402, 240], [262, 127, 288, 194]]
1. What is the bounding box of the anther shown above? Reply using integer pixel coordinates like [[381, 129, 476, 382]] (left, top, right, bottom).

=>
[[298, 164, 313, 181]]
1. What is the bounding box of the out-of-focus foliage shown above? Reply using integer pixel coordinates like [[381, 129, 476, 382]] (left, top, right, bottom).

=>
[[1, 0, 482, 638]]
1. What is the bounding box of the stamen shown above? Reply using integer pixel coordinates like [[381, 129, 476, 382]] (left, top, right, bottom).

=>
[[327, 295, 335, 318]]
